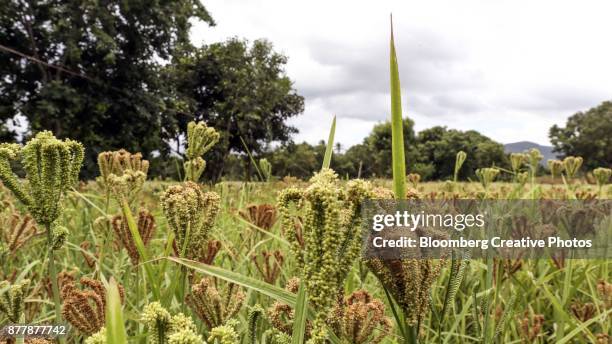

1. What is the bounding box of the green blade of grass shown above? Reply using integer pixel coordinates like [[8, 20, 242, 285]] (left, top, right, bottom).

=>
[[168, 257, 297, 305], [390, 15, 406, 199], [105, 278, 127, 344], [240, 136, 265, 181], [291, 281, 308, 344], [557, 308, 611, 344], [322, 115, 336, 170], [120, 199, 160, 300]]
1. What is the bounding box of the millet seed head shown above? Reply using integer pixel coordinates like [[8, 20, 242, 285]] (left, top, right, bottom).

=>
[[0, 131, 84, 226], [160, 182, 220, 260]]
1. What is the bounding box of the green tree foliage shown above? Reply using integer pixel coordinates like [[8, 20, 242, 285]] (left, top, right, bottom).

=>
[[549, 101, 612, 169], [0, 0, 214, 177], [254, 124, 507, 181], [414, 126, 508, 180], [165, 38, 304, 181]]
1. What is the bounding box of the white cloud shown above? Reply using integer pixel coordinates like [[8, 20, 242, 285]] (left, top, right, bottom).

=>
[[192, 0, 612, 147]]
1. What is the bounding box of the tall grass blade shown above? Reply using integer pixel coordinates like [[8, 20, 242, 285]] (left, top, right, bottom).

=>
[[291, 281, 308, 344], [105, 278, 127, 344], [389, 15, 407, 199], [168, 257, 297, 305], [240, 136, 265, 181], [322, 115, 336, 170], [120, 200, 160, 300], [557, 309, 611, 344]]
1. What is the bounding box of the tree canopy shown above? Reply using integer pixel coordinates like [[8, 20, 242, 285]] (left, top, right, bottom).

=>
[[0, 0, 215, 177], [549, 101, 612, 169], [164, 38, 304, 181]]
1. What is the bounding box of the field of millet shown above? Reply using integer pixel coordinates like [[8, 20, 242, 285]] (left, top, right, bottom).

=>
[[0, 131, 610, 343]]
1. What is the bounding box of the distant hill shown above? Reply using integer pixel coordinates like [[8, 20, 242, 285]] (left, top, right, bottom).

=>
[[504, 141, 558, 164]]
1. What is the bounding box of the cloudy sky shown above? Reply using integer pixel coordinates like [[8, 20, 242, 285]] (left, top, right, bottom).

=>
[[191, 0, 612, 148]]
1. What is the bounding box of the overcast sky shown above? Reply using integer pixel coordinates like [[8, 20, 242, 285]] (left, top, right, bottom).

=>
[[191, 0, 612, 148]]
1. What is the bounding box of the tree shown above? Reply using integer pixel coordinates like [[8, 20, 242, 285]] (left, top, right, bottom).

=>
[[353, 118, 418, 178], [415, 126, 507, 180], [549, 101, 612, 169], [166, 38, 304, 181], [0, 0, 214, 177]]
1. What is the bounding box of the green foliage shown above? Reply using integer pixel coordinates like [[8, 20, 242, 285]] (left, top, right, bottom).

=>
[[0, 0, 213, 178], [166, 38, 304, 181], [550, 100, 612, 169], [415, 126, 507, 181]]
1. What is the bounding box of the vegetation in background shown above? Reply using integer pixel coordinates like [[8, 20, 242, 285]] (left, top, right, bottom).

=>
[[550, 100, 612, 169]]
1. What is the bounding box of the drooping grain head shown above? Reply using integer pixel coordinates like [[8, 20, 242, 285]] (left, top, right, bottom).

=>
[[183, 121, 220, 182], [97, 149, 149, 192], [186, 277, 245, 330], [516, 171, 529, 186], [61, 278, 125, 335], [111, 209, 156, 265], [365, 258, 444, 328], [240, 203, 278, 231], [330, 290, 393, 344], [455, 150, 467, 178], [252, 250, 285, 284], [407, 173, 421, 188]]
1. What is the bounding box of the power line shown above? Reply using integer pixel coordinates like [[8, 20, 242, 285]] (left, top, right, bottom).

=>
[[0, 43, 96, 82]]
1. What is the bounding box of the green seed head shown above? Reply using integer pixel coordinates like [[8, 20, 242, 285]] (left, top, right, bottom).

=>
[[259, 158, 272, 181], [277, 168, 372, 343], [476, 167, 500, 189], [510, 153, 527, 172], [186, 121, 220, 160], [97, 149, 149, 191], [208, 320, 240, 344], [160, 182, 220, 259], [184, 157, 206, 183], [455, 151, 467, 176], [168, 329, 205, 344], [84, 327, 107, 344], [563, 156, 583, 178], [528, 148, 543, 167], [516, 171, 529, 186], [593, 167, 612, 186], [142, 302, 203, 344], [142, 302, 172, 344], [107, 170, 147, 204], [51, 224, 69, 250], [0, 279, 30, 323], [0, 131, 84, 225], [547, 159, 564, 178]]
